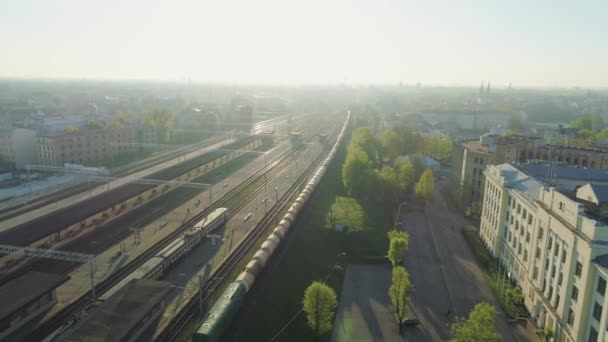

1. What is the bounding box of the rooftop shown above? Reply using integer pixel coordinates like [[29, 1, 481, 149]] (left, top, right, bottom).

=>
[[460, 134, 608, 154], [0, 272, 69, 321], [517, 163, 608, 183], [496, 164, 543, 203], [61, 279, 170, 342]]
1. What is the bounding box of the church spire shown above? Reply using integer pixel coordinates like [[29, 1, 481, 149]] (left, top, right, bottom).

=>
[[486, 81, 491, 96], [480, 81, 484, 97]]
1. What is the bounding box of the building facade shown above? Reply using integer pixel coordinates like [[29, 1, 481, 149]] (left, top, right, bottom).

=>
[[0, 127, 38, 169], [38, 126, 137, 167], [453, 134, 608, 206], [480, 163, 608, 342]]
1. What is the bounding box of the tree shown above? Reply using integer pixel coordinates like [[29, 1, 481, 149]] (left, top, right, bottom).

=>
[[147, 107, 175, 143], [387, 230, 409, 266], [342, 146, 372, 197], [394, 156, 414, 192], [64, 125, 79, 133], [380, 129, 402, 160], [536, 328, 554, 342], [465, 202, 482, 221], [410, 154, 426, 181], [505, 286, 524, 311], [350, 127, 378, 163], [375, 166, 399, 205], [302, 282, 338, 337], [389, 266, 412, 327], [570, 115, 593, 130], [415, 169, 435, 204], [450, 302, 500, 342]]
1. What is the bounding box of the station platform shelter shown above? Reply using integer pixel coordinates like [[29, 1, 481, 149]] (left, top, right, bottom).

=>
[[57, 279, 171, 342], [0, 271, 69, 341]]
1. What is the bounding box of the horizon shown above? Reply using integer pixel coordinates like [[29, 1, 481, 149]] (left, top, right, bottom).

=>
[[2, 0, 608, 88]]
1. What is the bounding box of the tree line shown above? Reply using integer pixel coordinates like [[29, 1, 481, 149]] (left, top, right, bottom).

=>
[[342, 126, 439, 207]]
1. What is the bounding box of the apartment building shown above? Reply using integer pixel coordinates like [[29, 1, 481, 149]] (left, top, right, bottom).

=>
[[38, 126, 137, 167], [453, 134, 608, 206], [0, 127, 38, 169], [480, 163, 608, 342], [33, 114, 158, 167]]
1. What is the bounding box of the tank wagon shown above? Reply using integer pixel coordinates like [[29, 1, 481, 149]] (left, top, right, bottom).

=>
[[192, 111, 351, 342]]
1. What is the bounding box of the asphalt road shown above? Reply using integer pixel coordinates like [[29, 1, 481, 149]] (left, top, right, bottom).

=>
[[401, 181, 536, 342]]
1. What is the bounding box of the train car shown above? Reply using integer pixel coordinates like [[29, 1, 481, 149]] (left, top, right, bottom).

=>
[[195, 208, 228, 234], [193, 111, 351, 342], [192, 280, 248, 342]]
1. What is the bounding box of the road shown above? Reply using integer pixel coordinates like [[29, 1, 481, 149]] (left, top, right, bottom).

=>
[[401, 181, 536, 342]]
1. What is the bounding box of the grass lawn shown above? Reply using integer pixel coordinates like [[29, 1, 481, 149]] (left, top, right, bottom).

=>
[[462, 226, 529, 319], [225, 140, 394, 342]]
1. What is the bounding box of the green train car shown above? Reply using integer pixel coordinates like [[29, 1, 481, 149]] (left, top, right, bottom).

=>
[[192, 280, 248, 342]]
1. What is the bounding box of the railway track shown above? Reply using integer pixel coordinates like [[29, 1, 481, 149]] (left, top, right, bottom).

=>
[[0, 136, 226, 221], [25, 134, 316, 341], [0, 115, 287, 222], [154, 135, 330, 341]]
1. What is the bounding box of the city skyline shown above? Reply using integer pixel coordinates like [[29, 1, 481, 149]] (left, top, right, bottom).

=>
[[1, 0, 608, 88]]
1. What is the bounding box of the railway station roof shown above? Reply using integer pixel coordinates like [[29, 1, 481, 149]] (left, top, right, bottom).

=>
[[61, 279, 171, 342], [0, 271, 69, 322]]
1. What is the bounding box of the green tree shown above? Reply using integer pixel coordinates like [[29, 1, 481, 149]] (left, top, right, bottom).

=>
[[64, 125, 79, 133], [350, 127, 378, 163], [380, 129, 402, 160], [410, 154, 426, 181], [536, 328, 554, 342], [389, 266, 412, 327], [375, 166, 399, 204], [505, 286, 524, 311], [302, 281, 338, 337], [394, 156, 414, 192], [450, 302, 500, 342], [147, 107, 175, 143], [570, 115, 593, 130], [342, 146, 372, 197], [465, 202, 482, 221], [415, 169, 435, 204], [387, 230, 409, 266]]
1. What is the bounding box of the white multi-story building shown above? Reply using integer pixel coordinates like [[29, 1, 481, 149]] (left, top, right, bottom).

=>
[[480, 163, 608, 342]]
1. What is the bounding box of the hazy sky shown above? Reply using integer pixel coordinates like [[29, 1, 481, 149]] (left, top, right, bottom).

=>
[[1, 0, 607, 87]]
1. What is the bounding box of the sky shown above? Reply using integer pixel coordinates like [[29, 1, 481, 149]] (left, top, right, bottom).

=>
[[1, 0, 607, 87]]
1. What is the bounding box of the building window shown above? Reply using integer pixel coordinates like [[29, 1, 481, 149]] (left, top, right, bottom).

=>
[[536, 247, 541, 259], [567, 308, 575, 326], [575, 261, 583, 277], [538, 228, 544, 240], [593, 302, 603, 321], [598, 278, 607, 296], [561, 250, 567, 264], [589, 327, 598, 342], [558, 272, 563, 285], [559, 201, 565, 211], [533, 266, 538, 280], [572, 285, 579, 302]]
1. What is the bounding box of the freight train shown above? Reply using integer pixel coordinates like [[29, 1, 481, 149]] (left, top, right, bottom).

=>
[[192, 112, 350, 342]]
